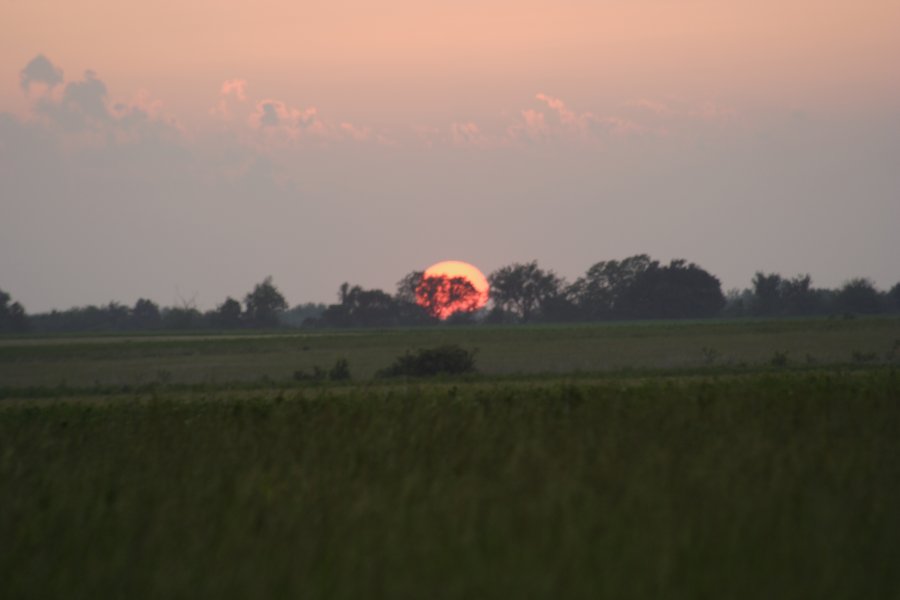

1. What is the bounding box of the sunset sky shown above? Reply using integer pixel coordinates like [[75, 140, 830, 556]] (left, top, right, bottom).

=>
[[2, 0, 899, 311]]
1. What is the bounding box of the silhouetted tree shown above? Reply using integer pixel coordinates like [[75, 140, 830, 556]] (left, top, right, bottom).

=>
[[161, 306, 206, 329], [280, 302, 327, 328], [395, 271, 425, 304], [721, 288, 754, 318], [244, 276, 288, 327], [416, 275, 481, 319], [619, 259, 725, 319], [779, 275, 819, 316], [751, 272, 783, 316], [0, 289, 30, 333], [320, 285, 399, 327], [489, 261, 562, 322], [836, 278, 883, 315], [570, 255, 656, 319], [539, 292, 582, 322], [210, 297, 243, 328], [889, 283, 900, 313], [131, 298, 161, 329], [95, 302, 131, 330]]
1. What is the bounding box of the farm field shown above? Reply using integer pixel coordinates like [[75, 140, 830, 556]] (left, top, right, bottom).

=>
[[1, 318, 899, 598], [1, 316, 899, 390]]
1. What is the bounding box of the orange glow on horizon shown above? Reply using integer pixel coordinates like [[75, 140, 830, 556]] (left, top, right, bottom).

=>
[[417, 260, 490, 319]]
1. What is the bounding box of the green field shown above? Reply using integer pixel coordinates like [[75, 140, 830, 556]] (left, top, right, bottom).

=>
[[1, 317, 899, 389], [1, 319, 899, 598]]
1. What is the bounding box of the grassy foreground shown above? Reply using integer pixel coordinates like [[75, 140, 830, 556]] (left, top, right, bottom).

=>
[[2, 370, 899, 599]]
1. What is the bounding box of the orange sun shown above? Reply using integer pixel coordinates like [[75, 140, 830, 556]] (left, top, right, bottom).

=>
[[416, 260, 490, 319]]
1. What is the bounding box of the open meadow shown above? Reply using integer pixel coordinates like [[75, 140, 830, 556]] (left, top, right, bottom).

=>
[[1, 316, 899, 390], [2, 318, 900, 598]]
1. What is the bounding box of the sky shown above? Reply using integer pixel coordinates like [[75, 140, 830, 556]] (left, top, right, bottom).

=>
[[1, 0, 899, 312]]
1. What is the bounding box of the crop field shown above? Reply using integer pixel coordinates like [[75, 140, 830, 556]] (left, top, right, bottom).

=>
[[1, 318, 900, 598], [1, 316, 899, 389]]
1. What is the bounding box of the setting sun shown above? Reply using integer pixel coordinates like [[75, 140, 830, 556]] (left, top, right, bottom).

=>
[[416, 260, 490, 319]]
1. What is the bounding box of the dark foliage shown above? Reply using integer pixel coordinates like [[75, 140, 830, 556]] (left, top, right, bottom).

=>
[[889, 283, 900, 312], [564, 255, 724, 320], [749, 272, 834, 317], [618, 259, 725, 319], [293, 358, 352, 382], [280, 302, 326, 328], [309, 282, 434, 328], [329, 358, 352, 381], [243, 276, 288, 327], [210, 297, 243, 328], [416, 275, 481, 319], [836, 278, 884, 315], [377, 344, 477, 378], [12, 257, 900, 334], [489, 260, 563, 322], [0, 289, 30, 333]]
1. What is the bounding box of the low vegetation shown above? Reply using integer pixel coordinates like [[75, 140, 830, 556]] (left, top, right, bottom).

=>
[[2, 370, 898, 598], [1, 319, 898, 597], [376, 344, 478, 378]]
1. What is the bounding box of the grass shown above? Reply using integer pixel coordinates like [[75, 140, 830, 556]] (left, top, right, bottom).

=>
[[1, 370, 899, 598], [1, 319, 899, 597], [0, 316, 898, 387]]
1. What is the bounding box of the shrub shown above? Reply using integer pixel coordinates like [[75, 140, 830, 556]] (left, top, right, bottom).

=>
[[295, 358, 352, 382], [329, 358, 351, 381], [377, 344, 477, 378], [293, 366, 326, 382], [770, 351, 789, 368], [851, 351, 878, 364], [700, 347, 720, 365]]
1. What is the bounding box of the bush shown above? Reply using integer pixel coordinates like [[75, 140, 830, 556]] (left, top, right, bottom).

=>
[[329, 358, 351, 381], [377, 344, 477, 378], [770, 351, 789, 368], [294, 358, 351, 382]]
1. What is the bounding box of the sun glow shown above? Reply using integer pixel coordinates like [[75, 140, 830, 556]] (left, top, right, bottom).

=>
[[416, 260, 490, 319]]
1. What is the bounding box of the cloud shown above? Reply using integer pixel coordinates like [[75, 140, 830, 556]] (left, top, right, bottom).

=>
[[340, 122, 372, 142], [221, 79, 247, 101], [632, 99, 674, 116], [20, 54, 64, 93], [515, 108, 550, 140], [535, 93, 579, 128], [501, 93, 657, 143], [31, 69, 111, 131], [61, 70, 109, 120], [248, 99, 306, 130], [449, 122, 488, 146], [257, 100, 283, 127], [535, 93, 645, 139], [210, 79, 249, 120], [14, 58, 185, 151]]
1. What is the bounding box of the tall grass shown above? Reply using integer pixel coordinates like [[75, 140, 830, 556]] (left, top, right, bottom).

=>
[[1, 370, 898, 598]]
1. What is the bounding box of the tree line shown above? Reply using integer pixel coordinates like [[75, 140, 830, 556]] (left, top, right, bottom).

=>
[[2, 256, 899, 333]]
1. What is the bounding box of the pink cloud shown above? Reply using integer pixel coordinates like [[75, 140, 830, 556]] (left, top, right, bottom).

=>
[[535, 93, 579, 127], [450, 122, 488, 146], [210, 79, 249, 120], [514, 108, 549, 140], [220, 79, 248, 101], [340, 122, 372, 141]]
